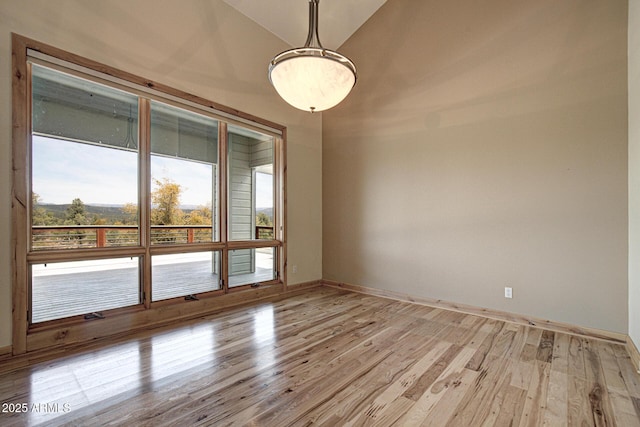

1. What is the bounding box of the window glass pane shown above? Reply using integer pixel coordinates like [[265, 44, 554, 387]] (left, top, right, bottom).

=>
[[228, 124, 274, 241], [31, 257, 140, 323], [31, 65, 140, 250], [152, 251, 221, 301], [151, 101, 219, 245], [228, 247, 276, 288]]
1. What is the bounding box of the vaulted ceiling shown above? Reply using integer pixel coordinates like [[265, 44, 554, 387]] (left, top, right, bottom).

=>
[[222, 0, 387, 49]]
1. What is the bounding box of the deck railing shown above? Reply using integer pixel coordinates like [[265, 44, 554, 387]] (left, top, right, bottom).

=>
[[255, 225, 275, 240], [32, 224, 275, 250]]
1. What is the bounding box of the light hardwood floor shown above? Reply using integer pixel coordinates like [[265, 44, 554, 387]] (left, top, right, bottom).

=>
[[0, 286, 639, 426]]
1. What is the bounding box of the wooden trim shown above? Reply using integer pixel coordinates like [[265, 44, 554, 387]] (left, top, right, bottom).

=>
[[12, 34, 30, 355], [627, 336, 640, 373], [273, 133, 281, 282], [227, 240, 281, 250], [280, 130, 287, 287], [286, 279, 321, 291], [148, 242, 226, 255], [149, 288, 226, 308], [20, 35, 285, 134], [25, 284, 286, 353], [27, 246, 147, 263], [219, 122, 228, 292], [27, 304, 145, 332], [139, 98, 151, 308], [322, 280, 628, 344], [227, 281, 282, 293], [0, 346, 12, 360]]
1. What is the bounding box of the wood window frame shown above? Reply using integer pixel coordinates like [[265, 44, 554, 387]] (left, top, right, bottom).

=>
[[11, 34, 287, 355]]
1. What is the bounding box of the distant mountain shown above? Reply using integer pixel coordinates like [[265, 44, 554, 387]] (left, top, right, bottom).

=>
[[38, 203, 271, 220], [38, 203, 131, 222]]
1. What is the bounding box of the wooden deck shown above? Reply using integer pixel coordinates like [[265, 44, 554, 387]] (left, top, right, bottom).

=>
[[32, 253, 274, 323], [2, 287, 639, 426]]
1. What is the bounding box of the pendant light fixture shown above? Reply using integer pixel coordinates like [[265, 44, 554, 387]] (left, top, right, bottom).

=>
[[268, 0, 357, 113]]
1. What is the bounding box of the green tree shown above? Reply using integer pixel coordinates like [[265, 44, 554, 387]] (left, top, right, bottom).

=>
[[186, 204, 212, 225], [255, 212, 273, 239], [93, 217, 108, 225], [31, 193, 56, 226], [151, 178, 184, 225], [256, 212, 273, 226], [63, 198, 90, 243], [122, 203, 138, 225], [65, 198, 89, 225]]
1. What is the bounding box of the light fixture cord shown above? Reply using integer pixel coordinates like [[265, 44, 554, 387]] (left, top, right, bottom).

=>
[[304, 0, 323, 48]]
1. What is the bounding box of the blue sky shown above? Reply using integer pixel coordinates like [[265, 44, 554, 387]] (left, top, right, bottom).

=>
[[32, 136, 273, 208]]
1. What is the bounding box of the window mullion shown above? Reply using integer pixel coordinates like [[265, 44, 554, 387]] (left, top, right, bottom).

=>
[[139, 97, 152, 308], [274, 135, 284, 282], [219, 122, 229, 293]]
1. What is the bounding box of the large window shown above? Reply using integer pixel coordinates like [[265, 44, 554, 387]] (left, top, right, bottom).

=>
[[31, 64, 140, 250], [12, 35, 285, 352]]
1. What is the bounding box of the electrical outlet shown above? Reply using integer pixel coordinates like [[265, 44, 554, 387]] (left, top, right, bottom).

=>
[[504, 287, 513, 299], [292, 265, 298, 274]]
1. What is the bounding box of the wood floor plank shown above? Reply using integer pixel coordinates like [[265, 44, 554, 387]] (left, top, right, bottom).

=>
[[568, 335, 586, 379], [0, 287, 638, 427], [346, 341, 458, 425], [419, 367, 478, 427], [487, 323, 519, 360], [536, 330, 555, 364], [161, 317, 390, 424], [616, 349, 640, 399], [567, 374, 595, 426], [543, 367, 568, 426], [402, 344, 464, 401], [238, 331, 401, 426], [634, 396, 640, 420], [465, 321, 506, 371], [510, 359, 535, 390], [307, 331, 446, 426], [582, 339, 616, 426], [607, 390, 640, 427], [444, 355, 517, 426], [519, 329, 543, 364], [494, 385, 527, 426], [518, 360, 550, 427], [550, 332, 570, 374], [393, 347, 477, 426]]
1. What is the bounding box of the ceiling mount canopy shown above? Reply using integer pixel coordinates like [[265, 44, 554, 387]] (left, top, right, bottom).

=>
[[268, 0, 357, 113]]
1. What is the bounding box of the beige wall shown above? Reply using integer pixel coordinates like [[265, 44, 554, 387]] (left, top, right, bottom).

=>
[[0, 0, 323, 349], [324, 0, 629, 333], [630, 0, 640, 348]]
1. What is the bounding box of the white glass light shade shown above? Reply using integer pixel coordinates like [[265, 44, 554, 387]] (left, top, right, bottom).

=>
[[269, 50, 356, 113]]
